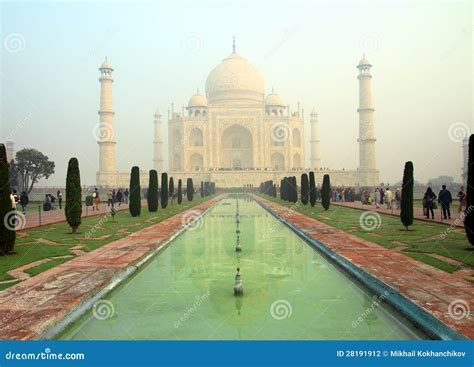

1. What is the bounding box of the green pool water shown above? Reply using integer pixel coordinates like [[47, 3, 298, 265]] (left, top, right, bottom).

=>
[[60, 197, 427, 340]]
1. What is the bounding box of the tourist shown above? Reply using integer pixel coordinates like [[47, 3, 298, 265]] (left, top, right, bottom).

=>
[[385, 187, 393, 209], [92, 188, 100, 211], [395, 188, 401, 210], [116, 189, 123, 206], [438, 185, 452, 220], [124, 188, 129, 204], [57, 190, 63, 209], [107, 189, 113, 207], [19, 191, 29, 215], [375, 188, 381, 208], [423, 187, 437, 220], [380, 187, 385, 205], [50, 194, 55, 210], [10, 190, 18, 210], [457, 186, 467, 213], [43, 194, 52, 211]]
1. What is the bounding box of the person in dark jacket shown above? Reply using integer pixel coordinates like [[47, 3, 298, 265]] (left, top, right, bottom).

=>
[[423, 187, 437, 220], [19, 191, 29, 215], [438, 185, 452, 220]]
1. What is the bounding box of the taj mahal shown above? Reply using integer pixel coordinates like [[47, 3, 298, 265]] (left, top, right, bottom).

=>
[[96, 40, 379, 188]]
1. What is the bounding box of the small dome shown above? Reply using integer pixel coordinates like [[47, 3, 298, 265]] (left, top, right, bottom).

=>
[[100, 58, 113, 70], [265, 92, 285, 107], [358, 55, 371, 67], [188, 93, 208, 108], [154, 108, 161, 117]]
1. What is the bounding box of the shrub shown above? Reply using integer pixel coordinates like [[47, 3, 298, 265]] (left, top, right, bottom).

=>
[[187, 178, 194, 201]]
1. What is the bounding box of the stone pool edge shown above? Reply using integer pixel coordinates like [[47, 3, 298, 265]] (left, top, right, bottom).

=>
[[41, 198, 222, 340], [254, 197, 468, 341]]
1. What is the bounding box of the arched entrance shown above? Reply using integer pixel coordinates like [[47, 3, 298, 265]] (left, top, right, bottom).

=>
[[221, 124, 253, 169]]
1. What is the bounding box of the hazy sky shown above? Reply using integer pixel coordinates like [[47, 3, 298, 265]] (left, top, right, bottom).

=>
[[1, 0, 472, 187]]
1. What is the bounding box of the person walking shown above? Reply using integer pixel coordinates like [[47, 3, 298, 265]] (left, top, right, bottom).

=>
[[438, 185, 452, 220], [375, 188, 381, 209], [380, 187, 385, 205], [107, 189, 113, 207], [385, 187, 393, 209], [457, 186, 467, 213], [124, 188, 129, 204], [395, 188, 401, 210], [92, 188, 100, 211], [57, 190, 63, 209], [19, 191, 29, 215], [116, 189, 123, 207], [423, 187, 437, 220]]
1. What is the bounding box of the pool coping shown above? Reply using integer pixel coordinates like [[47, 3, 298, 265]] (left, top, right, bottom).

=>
[[254, 197, 469, 341]]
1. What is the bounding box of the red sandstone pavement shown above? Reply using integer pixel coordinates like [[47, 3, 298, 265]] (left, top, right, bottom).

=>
[[255, 196, 474, 339], [0, 196, 221, 340], [19, 203, 132, 230], [333, 201, 465, 228]]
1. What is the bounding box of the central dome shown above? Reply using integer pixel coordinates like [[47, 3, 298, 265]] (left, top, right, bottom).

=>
[[205, 51, 264, 105]]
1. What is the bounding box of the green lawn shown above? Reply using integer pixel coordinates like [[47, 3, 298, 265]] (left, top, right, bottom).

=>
[[0, 196, 215, 289], [258, 194, 473, 276]]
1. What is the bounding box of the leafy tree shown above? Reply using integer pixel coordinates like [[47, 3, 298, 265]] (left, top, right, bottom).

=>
[[187, 178, 194, 201], [400, 161, 414, 230], [321, 174, 331, 210], [309, 171, 316, 207], [147, 170, 158, 212], [129, 166, 141, 217], [15, 148, 55, 194], [65, 158, 82, 233], [177, 179, 183, 204], [0, 144, 15, 255], [465, 135, 474, 245], [301, 173, 309, 205], [161, 173, 168, 209]]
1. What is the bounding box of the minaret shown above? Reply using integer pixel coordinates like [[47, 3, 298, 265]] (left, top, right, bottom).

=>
[[5, 141, 14, 162], [153, 108, 164, 172], [309, 108, 321, 170], [357, 55, 377, 184], [97, 58, 116, 186]]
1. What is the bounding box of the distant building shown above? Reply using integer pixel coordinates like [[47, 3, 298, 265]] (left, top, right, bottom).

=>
[[95, 41, 379, 188]]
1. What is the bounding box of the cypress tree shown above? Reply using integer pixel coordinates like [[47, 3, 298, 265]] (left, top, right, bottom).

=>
[[301, 173, 309, 205], [465, 135, 474, 245], [0, 144, 15, 255], [400, 161, 414, 230], [187, 178, 194, 201], [161, 172, 168, 209], [321, 174, 331, 210], [147, 170, 158, 212], [309, 171, 316, 207], [273, 184, 277, 198], [177, 179, 183, 204], [129, 166, 141, 217], [201, 181, 204, 197], [65, 157, 82, 233], [169, 177, 174, 199], [290, 176, 298, 203]]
